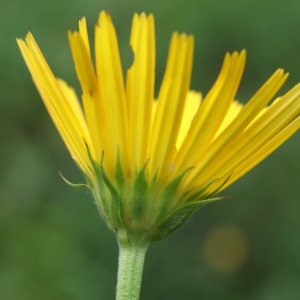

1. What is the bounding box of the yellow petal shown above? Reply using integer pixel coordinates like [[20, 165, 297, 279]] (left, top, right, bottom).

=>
[[173, 51, 246, 177], [195, 83, 300, 187], [214, 100, 243, 138], [126, 13, 155, 172], [149, 32, 194, 179], [17, 35, 94, 178], [79, 17, 90, 56], [185, 68, 288, 187], [57, 79, 90, 138], [95, 11, 129, 175], [220, 116, 300, 191], [68, 30, 111, 167], [176, 90, 202, 149]]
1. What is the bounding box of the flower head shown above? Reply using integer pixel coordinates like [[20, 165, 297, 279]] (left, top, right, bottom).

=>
[[17, 12, 300, 244]]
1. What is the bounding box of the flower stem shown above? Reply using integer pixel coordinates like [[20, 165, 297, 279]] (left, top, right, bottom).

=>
[[116, 240, 149, 300]]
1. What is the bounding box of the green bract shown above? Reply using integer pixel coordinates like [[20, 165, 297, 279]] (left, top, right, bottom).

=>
[[62, 146, 224, 245]]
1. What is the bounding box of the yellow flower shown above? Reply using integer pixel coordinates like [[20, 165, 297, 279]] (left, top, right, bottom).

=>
[[17, 12, 300, 243]]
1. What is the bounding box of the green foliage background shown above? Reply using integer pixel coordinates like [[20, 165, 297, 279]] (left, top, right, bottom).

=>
[[1, 0, 300, 299]]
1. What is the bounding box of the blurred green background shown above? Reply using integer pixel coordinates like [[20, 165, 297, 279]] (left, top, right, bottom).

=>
[[1, 0, 300, 299]]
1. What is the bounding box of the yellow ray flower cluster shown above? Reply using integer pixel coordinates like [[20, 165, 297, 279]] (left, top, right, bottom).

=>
[[17, 12, 300, 241]]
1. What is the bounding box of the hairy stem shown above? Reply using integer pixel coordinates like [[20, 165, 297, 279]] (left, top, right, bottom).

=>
[[116, 240, 149, 300]]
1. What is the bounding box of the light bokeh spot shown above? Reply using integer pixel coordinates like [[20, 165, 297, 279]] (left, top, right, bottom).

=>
[[202, 225, 250, 273]]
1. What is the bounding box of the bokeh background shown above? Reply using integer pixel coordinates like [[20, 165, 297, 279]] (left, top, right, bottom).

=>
[[1, 0, 300, 299]]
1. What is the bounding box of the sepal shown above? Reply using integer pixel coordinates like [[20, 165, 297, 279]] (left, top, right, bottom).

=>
[[130, 161, 150, 226], [100, 154, 128, 243], [59, 171, 92, 191], [150, 168, 193, 225], [150, 197, 224, 241]]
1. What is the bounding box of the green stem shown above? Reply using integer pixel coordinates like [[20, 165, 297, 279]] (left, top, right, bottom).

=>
[[116, 240, 149, 300]]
